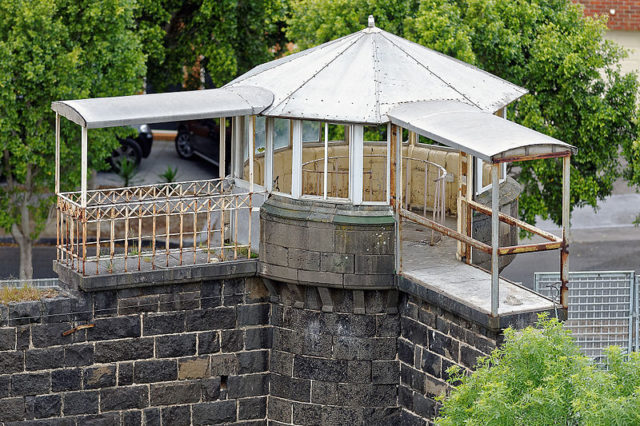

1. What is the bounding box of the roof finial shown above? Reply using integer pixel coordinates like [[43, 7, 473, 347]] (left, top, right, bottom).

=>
[[368, 15, 375, 28]]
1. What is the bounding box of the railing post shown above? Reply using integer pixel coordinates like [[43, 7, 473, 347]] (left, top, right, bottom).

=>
[[291, 120, 302, 198], [560, 154, 571, 309], [491, 163, 500, 316]]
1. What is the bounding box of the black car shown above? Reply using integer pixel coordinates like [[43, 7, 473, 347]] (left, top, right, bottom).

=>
[[108, 124, 153, 172], [175, 120, 232, 175]]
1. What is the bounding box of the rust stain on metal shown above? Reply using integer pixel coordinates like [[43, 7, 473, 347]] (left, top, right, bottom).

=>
[[62, 323, 95, 336], [494, 150, 572, 164]]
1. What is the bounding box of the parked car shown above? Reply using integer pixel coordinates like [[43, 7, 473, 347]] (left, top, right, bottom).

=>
[[108, 124, 153, 172], [175, 119, 232, 175]]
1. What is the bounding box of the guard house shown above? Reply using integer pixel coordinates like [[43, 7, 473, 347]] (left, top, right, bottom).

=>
[[49, 17, 574, 423]]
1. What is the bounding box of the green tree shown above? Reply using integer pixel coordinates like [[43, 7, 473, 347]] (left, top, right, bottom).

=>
[[287, 0, 640, 227], [0, 0, 146, 279], [437, 315, 640, 424], [138, 0, 289, 92]]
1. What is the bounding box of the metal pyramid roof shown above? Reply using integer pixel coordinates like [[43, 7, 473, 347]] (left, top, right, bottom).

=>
[[226, 20, 527, 124]]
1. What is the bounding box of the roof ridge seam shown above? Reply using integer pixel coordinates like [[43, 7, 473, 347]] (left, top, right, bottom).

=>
[[371, 34, 382, 123], [379, 33, 482, 110]]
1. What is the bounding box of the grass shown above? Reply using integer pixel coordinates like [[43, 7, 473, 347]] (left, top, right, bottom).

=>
[[0, 285, 58, 304]]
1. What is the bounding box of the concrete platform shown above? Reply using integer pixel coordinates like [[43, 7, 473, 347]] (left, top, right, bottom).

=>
[[399, 218, 560, 330]]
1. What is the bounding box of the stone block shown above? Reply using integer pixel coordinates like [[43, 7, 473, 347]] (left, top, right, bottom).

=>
[[122, 410, 142, 425], [421, 350, 442, 379], [201, 377, 221, 401], [376, 314, 400, 337], [401, 317, 429, 347], [83, 365, 116, 389], [12, 372, 50, 396], [134, 359, 177, 383], [156, 334, 197, 358], [94, 337, 154, 362], [93, 290, 117, 316], [372, 360, 399, 384], [239, 396, 267, 420], [185, 307, 236, 332], [259, 262, 298, 283], [347, 360, 372, 383], [75, 413, 120, 425], [270, 350, 293, 376], [192, 400, 236, 425], [63, 391, 99, 415], [262, 243, 289, 267], [429, 330, 459, 363], [200, 280, 222, 309], [31, 323, 75, 348], [245, 327, 272, 350], [161, 405, 191, 426], [143, 311, 186, 336], [0, 397, 25, 421], [221, 329, 244, 352], [25, 394, 61, 419], [333, 313, 376, 337], [0, 375, 9, 398], [198, 331, 220, 354], [355, 254, 394, 274], [16, 325, 30, 350], [363, 407, 401, 425], [400, 408, 426, 425], [222, 278, 245, 306], [100, 385, 149, 411], [343, 273, 395, 289], [143, 408, 161, 426], [64, 344, 94, 367], [398, 338, 414, 365], [268, 397, 292, 424], [159, 291, 200, 312], [310, 380, 338, 405], [293, 402, 322, 425], [118, 294, 160, 315], [322, 406, 363, 424], [238, 304, 270, 326], [51, 368, 82, 392], [294, 355, 347, 382], [118, 362, 133, 386], [150, 382, 201, 406], [288, 248, 320, 271], [87, 316, 140, 341], [237, 350, 269, 374], [321, 252, 354, 274], [413, 393, 436, 419], [0, 350, 24, 374], [0, 327, 15, 350], [227, 373, 269, 398], [270, 373, 310, 402], [302, 332, 332, 357], [398, 385, 413, 411], [435, 316, 450, 334], [334, 229, 393, 255], [424, 373, 449, 399], [179, 356, 211, 380], [297, 269, 343, 287], [8, 300, 41, 325]]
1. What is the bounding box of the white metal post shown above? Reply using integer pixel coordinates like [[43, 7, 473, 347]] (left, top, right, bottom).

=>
[[219, 117, 226, 179], [350, 124, 364, 205], [386, 123, 391, 204], [324, 122, 328, 200], [265, 117, 274, 193], [466, 155, 474, 263], [491, 163, 500, 316], [291, 120, 303, 198], [55, 113, 60, 194], [396, 125, 403, 273], [233, 116, 244, 179], [560, 155, 571, 308], [249, 116, 254, 193], [81, 126, 88, 208]]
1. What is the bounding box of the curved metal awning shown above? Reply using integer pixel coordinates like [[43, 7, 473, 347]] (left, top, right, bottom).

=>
[[51, 86, 274, 129], [388, 101, 576, 163]]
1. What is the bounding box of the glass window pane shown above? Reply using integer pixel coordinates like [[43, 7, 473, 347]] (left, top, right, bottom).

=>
[[255, 116, 266, 153], [302, 121, 320, 143], [274, 118, 290, 149]]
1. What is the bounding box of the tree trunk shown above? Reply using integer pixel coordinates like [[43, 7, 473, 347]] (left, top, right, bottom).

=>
[[11, 191, 34, 281]]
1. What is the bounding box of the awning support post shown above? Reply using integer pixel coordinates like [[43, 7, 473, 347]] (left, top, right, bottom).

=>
[[491, 163, 499, 316], [291, 120, 302, 198], [81, 126, 87, 208], [324, 122, 329, 200], [219, 117, 226, 179], [560, 154, 571, 309], [265, 118, 274, 193], [249, 116, 254, 193], [55, 113, 60, 194], [350, 124, 364, 205]]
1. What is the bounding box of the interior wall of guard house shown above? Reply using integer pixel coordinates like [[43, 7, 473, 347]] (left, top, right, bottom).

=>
[[0, 16, 576, 425]]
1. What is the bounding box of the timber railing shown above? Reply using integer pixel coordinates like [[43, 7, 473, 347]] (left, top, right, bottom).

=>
[[56, 178, 261, 276]]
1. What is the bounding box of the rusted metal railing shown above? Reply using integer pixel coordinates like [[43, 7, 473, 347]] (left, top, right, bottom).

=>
[[56, 178, 259, 276]]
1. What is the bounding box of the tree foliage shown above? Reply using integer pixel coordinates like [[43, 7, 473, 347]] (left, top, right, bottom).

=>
[[437, 315, 640, 425], [0, 0, 146, 278], [287, 0, 640, 226], [139, 0, 289, 91]]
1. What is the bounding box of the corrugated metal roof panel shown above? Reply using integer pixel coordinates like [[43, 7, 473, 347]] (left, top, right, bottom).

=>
[[388, 101, 576, 163], [51, 86, 273, 129]]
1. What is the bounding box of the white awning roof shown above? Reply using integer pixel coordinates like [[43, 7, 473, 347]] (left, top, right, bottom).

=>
[[226, 25, 527, 124], [388, 101, 576, 163], [51, 86, 274, 129]]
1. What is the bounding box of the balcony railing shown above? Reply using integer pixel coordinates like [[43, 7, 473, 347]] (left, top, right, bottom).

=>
[[56, 178, 261, 276]]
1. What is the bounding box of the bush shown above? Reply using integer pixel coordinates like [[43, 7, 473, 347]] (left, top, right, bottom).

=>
[[437, 314, 640, 425]]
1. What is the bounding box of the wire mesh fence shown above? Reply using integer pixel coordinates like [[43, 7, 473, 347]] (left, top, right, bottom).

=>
[[534, 271, 636, 363], [0, 278, 61, 289]]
